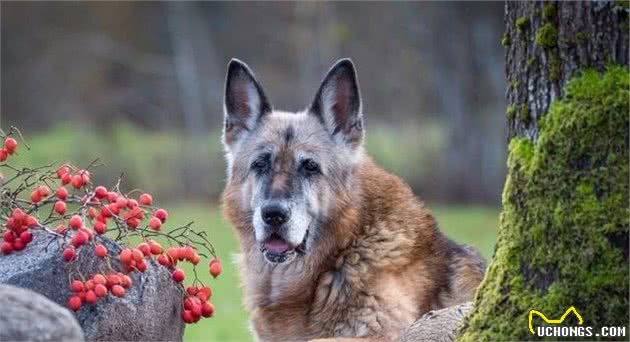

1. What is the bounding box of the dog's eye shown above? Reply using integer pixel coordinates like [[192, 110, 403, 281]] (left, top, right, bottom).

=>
[[301, 159, 320, 175], [251, 158, 269, 172]]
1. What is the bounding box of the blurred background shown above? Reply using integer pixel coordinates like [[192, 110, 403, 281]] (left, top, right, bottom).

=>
[[2, 2, 505, 341]]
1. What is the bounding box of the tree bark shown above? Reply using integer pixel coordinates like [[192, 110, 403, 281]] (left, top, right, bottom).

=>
[[457, 1, 629, 340]]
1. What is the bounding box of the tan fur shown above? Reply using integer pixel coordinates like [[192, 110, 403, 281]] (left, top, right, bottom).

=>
[[223, 157, 486, 341]]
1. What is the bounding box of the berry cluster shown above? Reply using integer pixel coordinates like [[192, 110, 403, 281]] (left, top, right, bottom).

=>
[[1, 208, 38, 254], [182, 285, 214, 323], [0, 127, 220, 325], [67, 272, 133, 310], [0, 137, 17, 162]]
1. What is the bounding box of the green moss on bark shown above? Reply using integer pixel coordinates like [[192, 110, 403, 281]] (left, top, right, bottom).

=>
[[535, 23, 558, 48], [516, 17, 530, 32], [501, 32, 511, 47], [543, 3, 557, 21], [458, 66, 629, 341]]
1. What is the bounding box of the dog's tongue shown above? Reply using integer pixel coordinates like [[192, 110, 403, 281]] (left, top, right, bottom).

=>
[[264, 237, 290, 254]]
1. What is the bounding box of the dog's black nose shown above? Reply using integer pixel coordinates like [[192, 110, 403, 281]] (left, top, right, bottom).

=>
[[261, 204, 289, 227]]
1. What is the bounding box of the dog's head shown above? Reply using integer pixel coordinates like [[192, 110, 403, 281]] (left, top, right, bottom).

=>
[[222, 58, 364, 264]]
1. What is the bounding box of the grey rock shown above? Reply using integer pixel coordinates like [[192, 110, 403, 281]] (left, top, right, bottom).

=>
[[398, 302, 474, 342], [0, 230, 185, 341], [0, 284, 84, 342]]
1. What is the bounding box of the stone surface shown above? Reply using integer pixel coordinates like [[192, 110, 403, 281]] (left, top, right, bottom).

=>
[[0, 284, 85, 342], [0, 230, 185, 341], [399, 302, 473, 342]]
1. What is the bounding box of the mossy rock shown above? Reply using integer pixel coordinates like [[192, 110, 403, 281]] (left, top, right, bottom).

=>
[[458, 66, 629, 341]]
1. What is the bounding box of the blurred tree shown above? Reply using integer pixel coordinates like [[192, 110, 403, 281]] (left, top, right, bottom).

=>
[[458, 1, 628, 340]]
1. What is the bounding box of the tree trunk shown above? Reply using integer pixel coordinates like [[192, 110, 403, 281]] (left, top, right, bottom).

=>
[[458, 1, 629, 340]]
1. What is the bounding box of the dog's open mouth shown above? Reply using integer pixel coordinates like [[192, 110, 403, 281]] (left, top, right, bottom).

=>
[[260, 231, 308, 263]]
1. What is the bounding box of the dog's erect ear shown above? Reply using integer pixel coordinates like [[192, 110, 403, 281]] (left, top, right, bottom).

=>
[[309, 58, 363, 146], [223, 59, 272, 147]]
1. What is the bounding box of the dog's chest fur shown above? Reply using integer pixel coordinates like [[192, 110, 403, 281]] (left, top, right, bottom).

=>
[[231, 161, 454, 341]]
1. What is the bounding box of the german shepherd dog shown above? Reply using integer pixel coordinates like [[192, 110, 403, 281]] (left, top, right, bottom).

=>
[[221, 58, 486, 341]]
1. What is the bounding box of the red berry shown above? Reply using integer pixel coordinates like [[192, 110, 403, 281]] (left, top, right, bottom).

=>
[[154, 209, 168, 223], [85, 290, 98, 304], [84, 280, 95, 291], [191, 302, 203, 318], [19, 231, 32, 244], [132, 248, 144, 262], [71, 174, 84, 189], [30, 190, 42, 203], [108, 203, 120, 215], [201, 302, 214, 317], [197, 287, 212, 301], [121, 274, 133, 288], [111, 285, 125, 297], [172, 269, 185, 283], [1, 242, 13, 254], [61, 173, 72, 185], [106, 192, 118, 203], [55, 187, 69, 200], [71, 280, 84, 293], [11, 208, 25, 221], [69, 215, 83, 230], [91, 274, 106, 286], [100, 206, 112, 218], [148, 240, 162, 255], [157, 254, 172, 267], [209, 259, 222, 278], [37, 185, 51, 197], [107, 275, 122, 288], [12, 239, 25, 251], [94, 186, 108, 199], [186, 286, 198, 296], [184, 299, 193, 311], [127, 218, 140, 229], [137, 243, 151, 256], [190, 252, 201, 266], [63, 247, 76, 261], [54, 201, 67, 215], [3, 231, 15, 243], [4, 137, 17, 154], [94, 221, 107, 235], [138, 193, 153, 206], [94, 284, 108, 297], [167, 247, 182, 261], [67, 296, 82, 311], [127, 199, 138, 209], [71, 231, 88, 247], [136, 259, 148, 272], [85, 207, 97, 219], [119, 249, 132, 264], [79, 227, 93, 241], [115, 197, 128, 208], [182, 310, 194, 324], [148, 217, 162, 231], [57, 165, 71, 178], [25, 215, 38, 227], [95, 244, 107, 258], [0, 149, 8, 162]]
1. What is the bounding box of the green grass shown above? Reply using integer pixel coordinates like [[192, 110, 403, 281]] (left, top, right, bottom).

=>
[[166, 203, 499, 342]]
